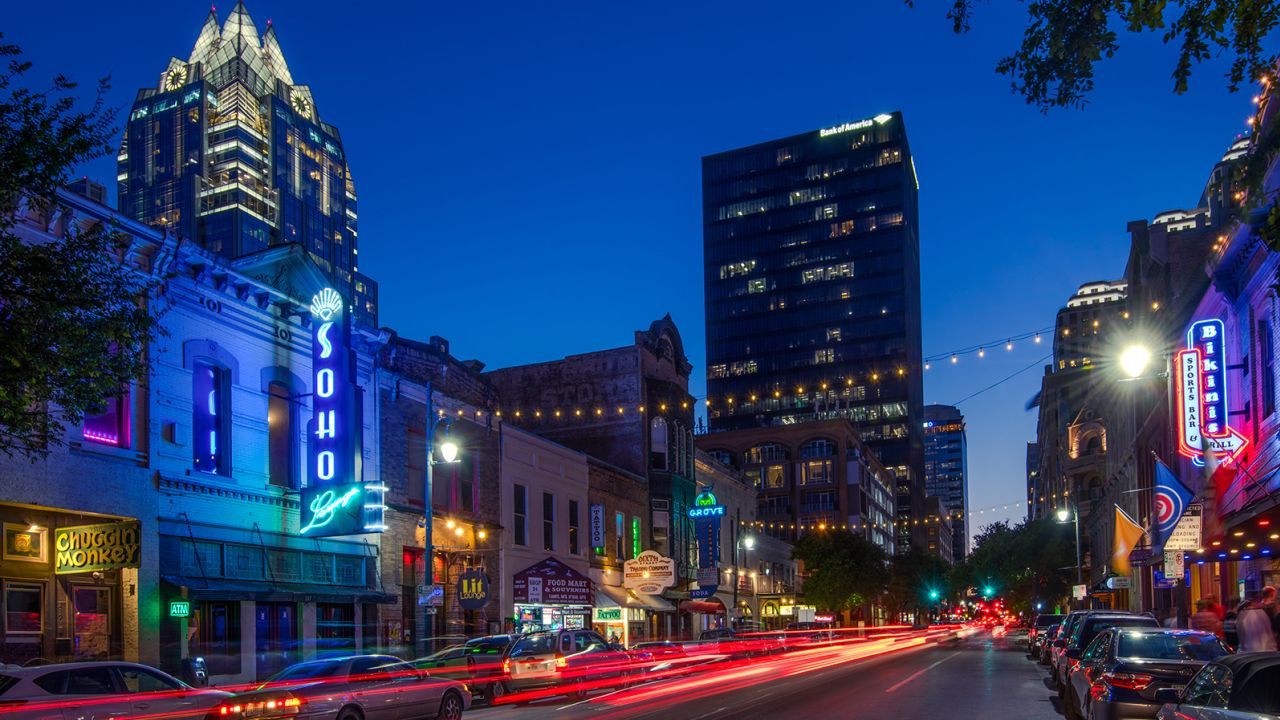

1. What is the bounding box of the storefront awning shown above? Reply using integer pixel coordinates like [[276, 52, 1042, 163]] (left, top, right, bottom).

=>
[[163, 575, 395, 604], [596, 585, 644, 609], [636, 593, 675, 613]]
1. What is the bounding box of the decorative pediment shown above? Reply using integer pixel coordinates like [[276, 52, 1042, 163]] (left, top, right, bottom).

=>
[[230, 243, 334, 309]]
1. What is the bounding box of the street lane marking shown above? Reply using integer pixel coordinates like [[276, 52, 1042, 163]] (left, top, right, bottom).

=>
[[883, 652, 959, 693]]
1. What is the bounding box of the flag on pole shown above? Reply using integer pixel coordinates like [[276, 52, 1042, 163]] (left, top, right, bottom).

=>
[[1112, 505, 1145, 576], [1153, 456, 1194, 549]]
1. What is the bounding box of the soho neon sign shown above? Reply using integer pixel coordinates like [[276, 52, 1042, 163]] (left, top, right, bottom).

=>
[[300, 287, 386, 536], [1175, 318, 1247, 465]]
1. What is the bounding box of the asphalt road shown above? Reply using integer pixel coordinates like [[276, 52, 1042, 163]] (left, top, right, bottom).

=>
[[463, 630, 1057, 720]]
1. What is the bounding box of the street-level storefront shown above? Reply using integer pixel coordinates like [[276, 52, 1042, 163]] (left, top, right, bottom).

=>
[[512, 557, 593, 634], [593, 584, 673, 645], [0, 505, 141, 666], [156, 526, 391, 684]]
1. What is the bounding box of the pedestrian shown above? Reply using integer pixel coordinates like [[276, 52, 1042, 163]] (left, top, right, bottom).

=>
[[1191, 600, 1222, 637], [1162, 606, 1180, 629], [1264, 586, 1280, 646], [1236, 592, 1278, 652], [1223, 605, 1240, 649], [1209, 595, 1226, 621]]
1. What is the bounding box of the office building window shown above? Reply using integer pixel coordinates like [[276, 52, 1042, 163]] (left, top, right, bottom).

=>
[[801, 459, 833, 485], [267, 382, 295, 488], [193, 360, 229, 474], [568, 499, 580, 555], [764, 464, 785, 488], [513, 484, 527, 546], [542, 492, 555, 552]]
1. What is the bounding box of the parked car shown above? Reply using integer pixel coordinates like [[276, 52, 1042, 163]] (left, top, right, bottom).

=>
[[230, 654, 469, 720], [700, 627, 783, 657], [0, 660, 232, 720], [1155, 652, 1280, 720], [1064, 627, 1228, 720], [1040, 625, 1063, 665], [1029, 614, 1066, 655], [501, 629, 634, 701], [785, 621, 836, 648], [462, 634, 517, 703], [1056, 613, 1161, 694], [1052, 611, 1099, 681]]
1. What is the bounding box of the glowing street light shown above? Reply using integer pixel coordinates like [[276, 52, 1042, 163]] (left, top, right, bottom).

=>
[[1119, 345, 1152, 379]]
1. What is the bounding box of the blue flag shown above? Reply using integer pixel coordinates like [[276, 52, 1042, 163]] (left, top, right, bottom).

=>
[[1154, 457, 1194, 548]]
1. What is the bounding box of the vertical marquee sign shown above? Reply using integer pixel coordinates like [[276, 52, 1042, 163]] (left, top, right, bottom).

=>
[[1175, 318, 1248, 465], [689, 490, 725, 598], [300, 287, 385, 536]]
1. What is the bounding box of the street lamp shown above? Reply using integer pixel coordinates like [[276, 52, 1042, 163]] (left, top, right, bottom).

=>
[[1119, 345, 1152, 380], [421, 382, 462, 655], [1056, 506, 1084, 600], [733, 533, 755, 627]]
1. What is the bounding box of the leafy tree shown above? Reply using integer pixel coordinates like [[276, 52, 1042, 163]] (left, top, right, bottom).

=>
[[0, 37, 163, 459], [884, 547, 952, 622], [792, 530, 889, 619], [925, 0, 1276, 111], [953, 518, 1075, 615]]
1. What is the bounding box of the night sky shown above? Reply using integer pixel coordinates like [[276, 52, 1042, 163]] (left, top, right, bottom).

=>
[[2, 1, 1253, 540]]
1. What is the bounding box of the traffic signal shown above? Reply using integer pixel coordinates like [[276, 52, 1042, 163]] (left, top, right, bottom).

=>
[[983, 586, 994, 597], [928, 589, 940, 600]]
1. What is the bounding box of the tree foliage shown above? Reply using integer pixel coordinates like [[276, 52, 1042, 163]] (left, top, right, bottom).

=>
[[883, 547, 952, 621], [792, 530, 889, 615], [953, 518, 1076, 614], [926, 0, 1277, 111], [0, 36, 163, 459]]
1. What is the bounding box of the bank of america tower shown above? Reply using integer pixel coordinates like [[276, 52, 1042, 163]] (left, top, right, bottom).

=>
[[117, 3, 376, 326], [702, 112, 924, 550]]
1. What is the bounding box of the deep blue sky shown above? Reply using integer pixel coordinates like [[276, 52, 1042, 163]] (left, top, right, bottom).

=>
[[3, 1, 1253, 538]]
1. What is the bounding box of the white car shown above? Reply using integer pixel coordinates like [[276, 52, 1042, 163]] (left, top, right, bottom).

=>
[[0, 660, 232, 720]]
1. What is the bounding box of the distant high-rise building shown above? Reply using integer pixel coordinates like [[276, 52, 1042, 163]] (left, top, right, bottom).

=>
[[924, 405, 968, 561], [701, 112, 925, 553], [116, 2, 377, 326]]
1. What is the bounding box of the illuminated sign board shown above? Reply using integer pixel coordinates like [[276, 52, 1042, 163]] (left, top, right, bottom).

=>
[[300, 288, 384, 537], [623, 551, 676, 594], [54, 522, 142, 574], [691, 490, 721, 594], [456, 567, 491, 611], [1175, 318, 1247, 464], [169, 601, 191, 618], [818, 113, 893, 138], [593, 607, 623, 622]]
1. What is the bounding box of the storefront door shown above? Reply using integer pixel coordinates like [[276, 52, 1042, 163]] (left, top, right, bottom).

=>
[[72, 585, 113, 659], [255, 602, 297, 679]]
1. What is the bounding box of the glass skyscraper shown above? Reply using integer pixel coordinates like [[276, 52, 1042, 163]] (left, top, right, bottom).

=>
[[117, 2, 377, 326], [924, 404, 968, 561], [702, 112, 924, 552]]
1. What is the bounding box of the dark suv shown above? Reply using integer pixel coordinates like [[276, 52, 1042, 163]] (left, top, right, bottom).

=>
[[502, 629, 633, 700]]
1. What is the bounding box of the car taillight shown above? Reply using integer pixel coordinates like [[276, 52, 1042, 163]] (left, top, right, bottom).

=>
[[219, 697, 302, 717], [502, 659, 510, 674], [555, 654, 568, 670], [1101, 672, 1155, 691]]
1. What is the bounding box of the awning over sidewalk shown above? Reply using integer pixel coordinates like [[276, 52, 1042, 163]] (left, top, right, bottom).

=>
[[163, 575, 395, 604], [636, 592, 676, 613], [596, 584, 676, 613]]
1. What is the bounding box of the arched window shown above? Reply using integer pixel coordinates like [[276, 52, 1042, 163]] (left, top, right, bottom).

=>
[[800, 439, 836, 459], [193, 360, 230, 475], [267, 381, 296, 489], [650, 417, 668, 470]]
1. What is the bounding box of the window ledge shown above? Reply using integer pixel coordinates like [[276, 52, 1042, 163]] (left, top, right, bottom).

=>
[[69, 440, 146, 465]]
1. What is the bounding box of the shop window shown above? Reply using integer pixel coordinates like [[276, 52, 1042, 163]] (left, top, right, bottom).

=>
[[568, 500, 580, 555], [192, 360, 230, 474], [267, 382, 295, 488], [192, 601, 241, 676], [542, 492, 555, 552], [4, 582, 42, 634], [82, 389, 130, 448], [513, 484, 527, 546], [316, 603, 355, 653]]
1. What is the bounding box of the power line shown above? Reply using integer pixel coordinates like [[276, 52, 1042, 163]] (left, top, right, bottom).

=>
[[950, 353, 1051, 406]]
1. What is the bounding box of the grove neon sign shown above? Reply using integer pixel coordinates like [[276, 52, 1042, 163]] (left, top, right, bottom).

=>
[[1175, 319, 1247, 465]]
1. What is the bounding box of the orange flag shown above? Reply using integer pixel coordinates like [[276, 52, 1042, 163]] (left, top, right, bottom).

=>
[[1112, 505, 1145, 576]]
